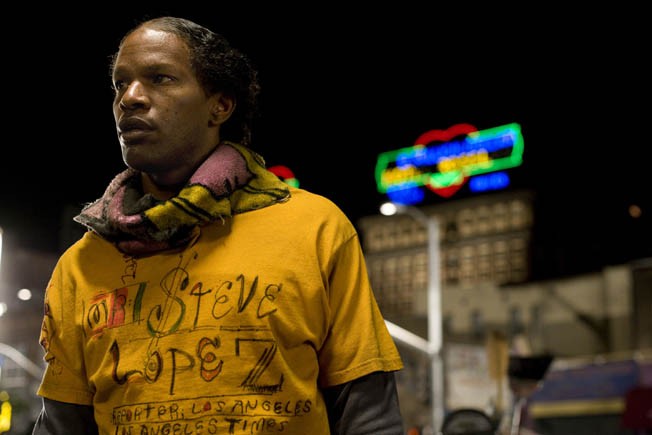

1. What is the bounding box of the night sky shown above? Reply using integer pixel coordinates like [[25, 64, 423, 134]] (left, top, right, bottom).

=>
[[1, 5, 649, 280]]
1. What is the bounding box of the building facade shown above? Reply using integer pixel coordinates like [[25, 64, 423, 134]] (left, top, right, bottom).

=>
[[357, 189, 650, 432]]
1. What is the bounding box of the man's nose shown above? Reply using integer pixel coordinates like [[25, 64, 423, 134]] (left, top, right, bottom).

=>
[[119, 81, 149, 110]]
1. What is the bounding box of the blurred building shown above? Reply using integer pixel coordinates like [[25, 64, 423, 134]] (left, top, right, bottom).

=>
[[359, 190, 535, 319], [357, 189, 652, 433], [0, 240, 56, 434]]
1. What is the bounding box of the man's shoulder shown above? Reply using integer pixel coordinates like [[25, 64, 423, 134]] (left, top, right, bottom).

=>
[[286, 187, 346, 216], [283, 187, 358, 237]]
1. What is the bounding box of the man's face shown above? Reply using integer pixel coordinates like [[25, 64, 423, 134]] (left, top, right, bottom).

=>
[[112, 26, 217, 186]]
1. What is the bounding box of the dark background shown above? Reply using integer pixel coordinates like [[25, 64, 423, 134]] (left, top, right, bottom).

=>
[[1, 4, 649, 280]]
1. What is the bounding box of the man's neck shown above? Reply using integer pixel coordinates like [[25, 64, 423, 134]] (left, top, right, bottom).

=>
[[141, 173, 180, 200]]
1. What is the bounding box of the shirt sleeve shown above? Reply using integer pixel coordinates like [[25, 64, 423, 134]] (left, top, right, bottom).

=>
[[322, 371, 405, 434], [32, 397, 98, 434], [36, 262, 94, 405], [318, 231, 403, 387]]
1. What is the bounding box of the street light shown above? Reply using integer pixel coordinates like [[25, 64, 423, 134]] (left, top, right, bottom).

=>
[[380, 201, 445, 433]]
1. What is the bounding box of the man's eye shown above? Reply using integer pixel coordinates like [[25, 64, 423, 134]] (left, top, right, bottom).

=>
[[113, 80, 125, 91], [153, 74, 173, 84]]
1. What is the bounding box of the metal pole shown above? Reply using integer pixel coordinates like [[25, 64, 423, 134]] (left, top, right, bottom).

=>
[[0, 342, 43, 381], [401, 206, 444, 433], [384, 320, 434, 355], [425, 212, 444, 434]]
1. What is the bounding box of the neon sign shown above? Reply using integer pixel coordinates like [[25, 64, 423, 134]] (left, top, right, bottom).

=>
[[375, 123, 524, 204]]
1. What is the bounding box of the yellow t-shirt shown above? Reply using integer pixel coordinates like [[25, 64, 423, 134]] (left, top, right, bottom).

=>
[[37, 188, 403, 434]]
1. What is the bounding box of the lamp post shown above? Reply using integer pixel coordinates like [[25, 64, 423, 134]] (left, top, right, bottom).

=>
[[380, 202, 444, 433]]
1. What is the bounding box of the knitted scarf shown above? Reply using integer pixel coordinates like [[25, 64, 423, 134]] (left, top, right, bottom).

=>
[[74, 142, 290, 257]]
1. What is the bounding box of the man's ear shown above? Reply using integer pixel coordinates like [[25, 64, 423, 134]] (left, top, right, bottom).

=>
[[209, 93, 236, 126]]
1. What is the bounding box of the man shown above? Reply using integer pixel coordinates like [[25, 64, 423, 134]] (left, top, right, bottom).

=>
[[32, 16, 404, 434]]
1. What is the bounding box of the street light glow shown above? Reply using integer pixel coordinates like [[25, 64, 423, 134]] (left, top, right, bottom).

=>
[[17, 289, 32, 301], [379, 201, 399, 216]]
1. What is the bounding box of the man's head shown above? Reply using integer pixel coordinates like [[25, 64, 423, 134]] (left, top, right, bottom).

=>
[[114, 17, 260, 147], [110, 16, 260, 193]]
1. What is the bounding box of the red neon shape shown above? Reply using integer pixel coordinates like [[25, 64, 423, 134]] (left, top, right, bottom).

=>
[[414, 123, 478, 146], [414, 123, 478, 198], [268, 165, 295, 180]]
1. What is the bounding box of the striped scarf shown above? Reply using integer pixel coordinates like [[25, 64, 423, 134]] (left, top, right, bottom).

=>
[[74, 142, 290, 256]]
